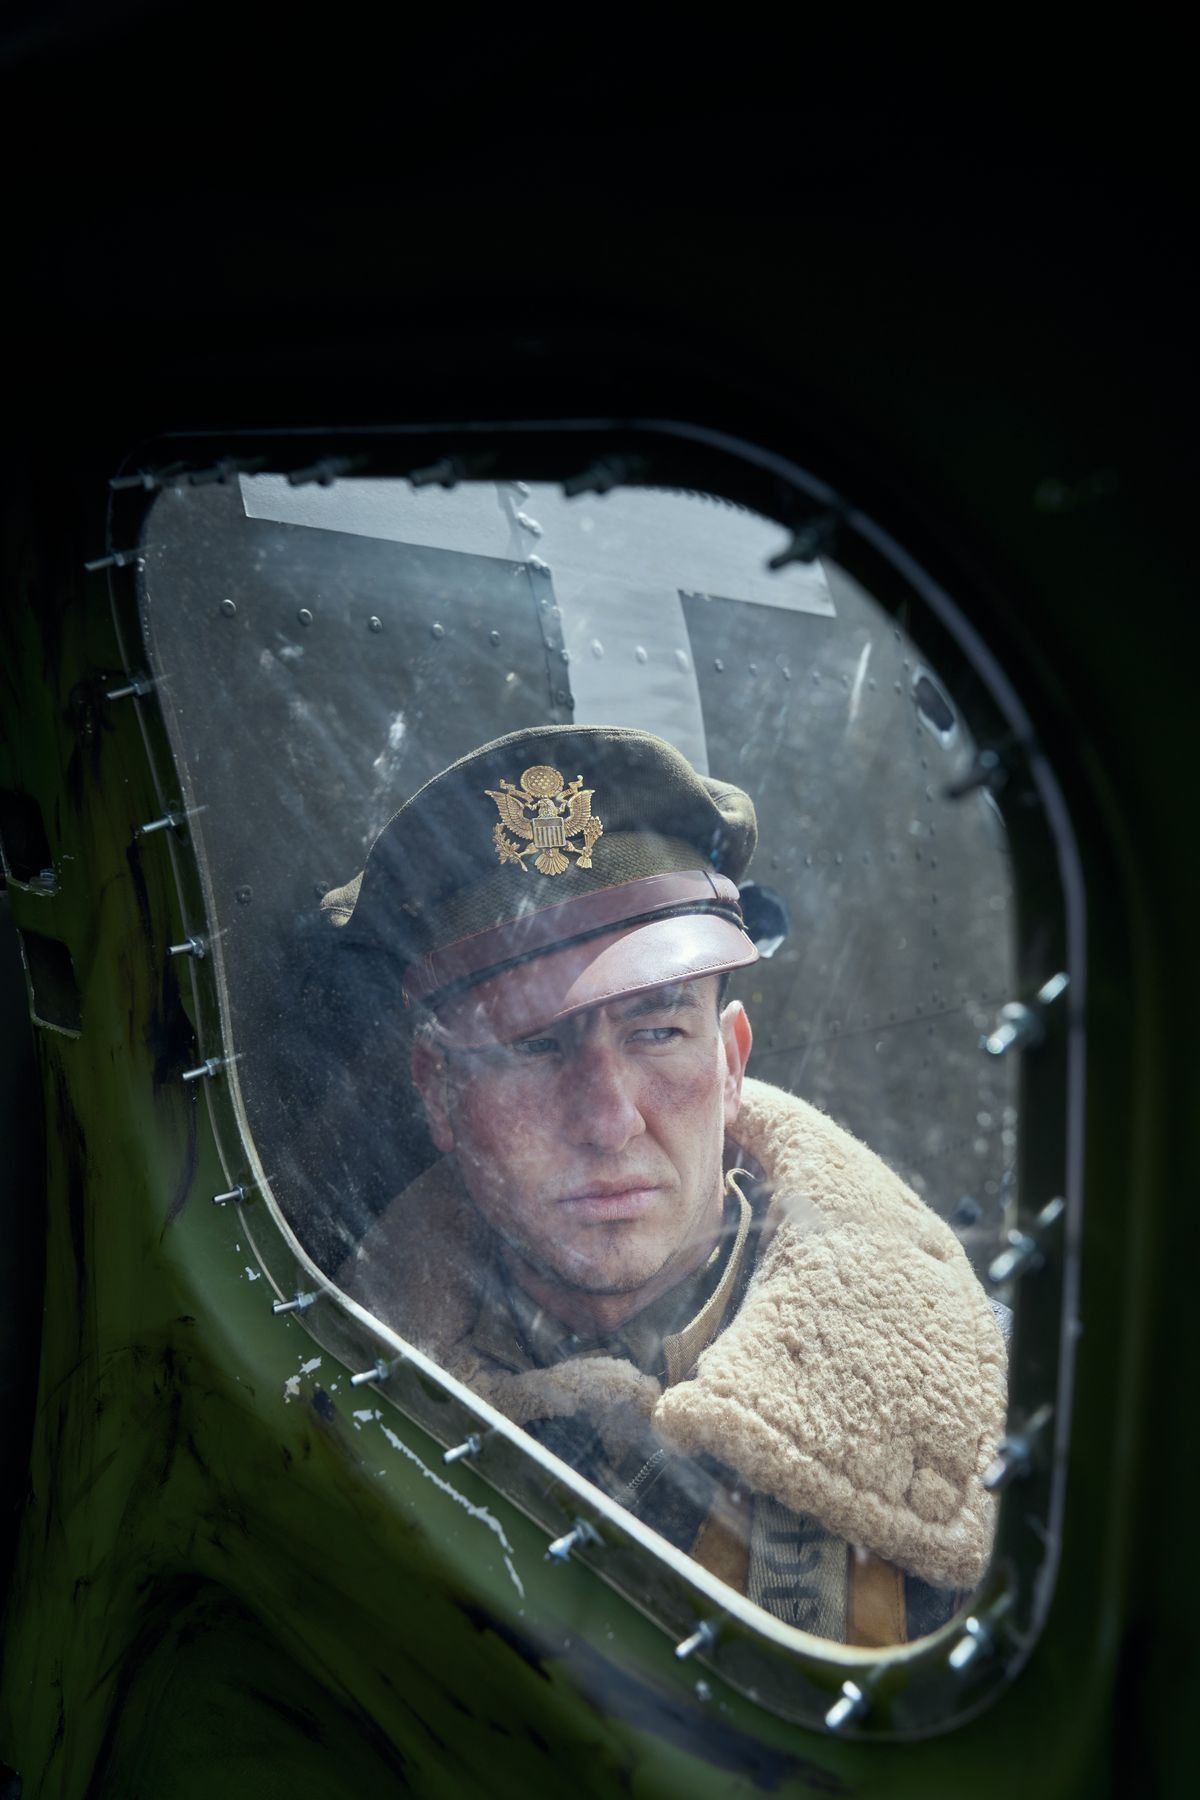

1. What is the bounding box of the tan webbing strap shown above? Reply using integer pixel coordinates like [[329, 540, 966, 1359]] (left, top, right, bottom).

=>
[[846, 1547, 907, 1647], [690, 1486, 753, 1594]]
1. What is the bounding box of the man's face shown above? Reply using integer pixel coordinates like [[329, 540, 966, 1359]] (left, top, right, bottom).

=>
[[412, 977, 752, 1314]]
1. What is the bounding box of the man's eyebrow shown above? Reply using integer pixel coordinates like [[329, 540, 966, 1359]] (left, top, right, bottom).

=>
[[618, 984, 701, 1020]]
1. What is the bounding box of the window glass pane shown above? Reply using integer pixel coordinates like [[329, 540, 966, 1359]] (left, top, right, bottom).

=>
[[138, 474, 1016, 1650]]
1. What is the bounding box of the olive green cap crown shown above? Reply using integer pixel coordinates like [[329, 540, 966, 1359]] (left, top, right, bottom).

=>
[[321, 724, 758, 1002]]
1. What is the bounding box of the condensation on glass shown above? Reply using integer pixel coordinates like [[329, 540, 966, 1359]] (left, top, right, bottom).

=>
[[136, 475, 1018, 1651]]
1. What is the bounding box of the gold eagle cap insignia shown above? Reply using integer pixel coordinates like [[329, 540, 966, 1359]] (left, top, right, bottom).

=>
[[485, 763, 604, 876]]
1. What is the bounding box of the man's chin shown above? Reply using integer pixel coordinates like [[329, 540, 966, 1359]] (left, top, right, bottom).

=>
[[557, 1270, 664, 1298], [532, 1244, 672, 1299]]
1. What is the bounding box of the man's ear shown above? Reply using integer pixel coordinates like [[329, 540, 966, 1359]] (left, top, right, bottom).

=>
[[411, 1033, 455, 1155], [719, 999, 753, 1128]]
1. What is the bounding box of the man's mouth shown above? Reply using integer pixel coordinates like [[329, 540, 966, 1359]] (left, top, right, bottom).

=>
[[557, 1183, 661, 1222]]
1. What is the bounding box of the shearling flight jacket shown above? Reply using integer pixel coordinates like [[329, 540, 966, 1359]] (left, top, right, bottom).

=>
[[345, 1077, 1008, 1603]]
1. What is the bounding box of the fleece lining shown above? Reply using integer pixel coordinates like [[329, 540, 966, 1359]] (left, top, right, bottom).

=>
[[654, 1079, 1006, 1588], [344, 1076, 1006, 1589]]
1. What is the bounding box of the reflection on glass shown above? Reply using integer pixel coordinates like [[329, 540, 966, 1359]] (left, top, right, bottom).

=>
[[139, 477, 1015, 1646]]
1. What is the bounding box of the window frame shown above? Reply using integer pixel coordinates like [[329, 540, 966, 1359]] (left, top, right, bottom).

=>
[[103, 420, 1083, 1738]]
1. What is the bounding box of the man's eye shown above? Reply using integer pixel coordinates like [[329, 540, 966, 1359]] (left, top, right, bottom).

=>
[[630, 1026, 683, 1044], [511, 1036, 561, 1057]]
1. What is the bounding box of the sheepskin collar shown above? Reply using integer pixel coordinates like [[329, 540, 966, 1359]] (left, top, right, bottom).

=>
[[346, 1076, 1006, 1589]]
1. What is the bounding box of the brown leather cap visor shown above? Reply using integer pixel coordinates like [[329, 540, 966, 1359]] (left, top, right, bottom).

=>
[[407, 870, 758, 1047], [432, 911, 757, 1047]]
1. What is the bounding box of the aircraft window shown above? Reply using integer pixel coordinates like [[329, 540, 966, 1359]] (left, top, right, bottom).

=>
[[122, 451, 1075, 1731]]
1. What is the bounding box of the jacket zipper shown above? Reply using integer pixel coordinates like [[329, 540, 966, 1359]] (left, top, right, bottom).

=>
[[619, 1447, 668, 1508]]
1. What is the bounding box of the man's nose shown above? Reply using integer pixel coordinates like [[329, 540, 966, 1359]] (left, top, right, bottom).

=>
[[564, 1042, 646, 1152]]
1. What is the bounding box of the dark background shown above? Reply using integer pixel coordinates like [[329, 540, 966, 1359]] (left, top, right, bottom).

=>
[[2, 5, 1195, 1792]]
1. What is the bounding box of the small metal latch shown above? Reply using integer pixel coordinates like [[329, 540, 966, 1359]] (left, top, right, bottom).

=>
[[443, 1434, 483, 1465], [983, 1404, 1053, 1491], [674, 1620, 717, 1661], [546, 1519, 601, 1563], [188, 456, 267, 487], [988, 1196, 1066, 1284], [409, 453, 497, 491], [211, 1185, 248, 1207], [170, 935, 207, 960], [109, 463, 188, 492], [287, 455, 366, 487], [949, 1615, 994, 1672], [949, 1592, 1013, 1671], [350, 1360, 391, 1389], [825, 1680, 868, 1731], [272, 1293, 316, 1316], [982, 971, 1069, 1057], [181, 1057, 223, 1082], [105, 673, 155, 701], [561, 454, 649, 497], [84, 548, 144, 572]]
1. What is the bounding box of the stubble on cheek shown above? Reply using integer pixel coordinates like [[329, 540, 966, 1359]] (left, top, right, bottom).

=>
[[445, 1038, 728, 1296], [451, 1133, 679, 1296]]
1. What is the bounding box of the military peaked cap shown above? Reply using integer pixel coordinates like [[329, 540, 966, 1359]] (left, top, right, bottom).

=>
[[321, 725, 758, 1043]]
